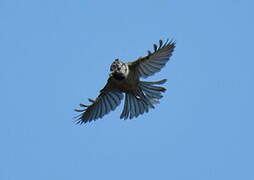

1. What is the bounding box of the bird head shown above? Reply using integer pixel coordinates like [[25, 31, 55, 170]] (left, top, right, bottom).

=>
[[109, 59, 129, 80]]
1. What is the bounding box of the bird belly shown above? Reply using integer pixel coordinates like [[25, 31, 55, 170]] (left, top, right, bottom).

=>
[[112, 73, 139, 94]]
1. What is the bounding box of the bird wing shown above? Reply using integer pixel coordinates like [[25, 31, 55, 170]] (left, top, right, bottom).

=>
[[75, 80, 123, 124], [129, 39, 176, 78]]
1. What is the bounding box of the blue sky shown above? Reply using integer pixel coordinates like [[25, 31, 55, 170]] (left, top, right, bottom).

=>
[[1, 0, 254, 179]]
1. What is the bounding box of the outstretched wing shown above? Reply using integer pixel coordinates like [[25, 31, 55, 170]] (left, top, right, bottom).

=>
[[129, 39, 176, 78], [75, 81, 123, 124]]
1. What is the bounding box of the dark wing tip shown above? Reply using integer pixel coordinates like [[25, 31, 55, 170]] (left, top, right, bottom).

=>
[[73, 113, 86, 125], [152, 38, 176, 52], [163, 38, 176, 48], [153, 44, 158, 52], [74, 113, 94, 125], [73, 102, 93, 125], [143, 38, 176, 58], [159, 39, 163, 48], [147, 50, 152, 56]]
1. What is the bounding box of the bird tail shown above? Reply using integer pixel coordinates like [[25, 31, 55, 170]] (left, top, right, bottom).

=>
[[120, 79, 167, 119]]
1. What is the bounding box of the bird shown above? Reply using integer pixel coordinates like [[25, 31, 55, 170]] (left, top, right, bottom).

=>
[[75, 39, 176, 124]]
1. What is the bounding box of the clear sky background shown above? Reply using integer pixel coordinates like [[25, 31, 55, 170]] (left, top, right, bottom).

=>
[[1, 0, 254, 179]]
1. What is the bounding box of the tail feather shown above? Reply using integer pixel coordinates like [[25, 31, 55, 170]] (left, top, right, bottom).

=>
[[120, 79, 167, 119], [139, 85, 164, 99], [140, 79, 167, 85], [120, 93, 129, 119], [120, 93, 151, 119]]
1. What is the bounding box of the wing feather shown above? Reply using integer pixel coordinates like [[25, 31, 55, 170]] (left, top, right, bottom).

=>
[[120, 94, 128, 119], [129, 95, 135, 119], [75, 89, 123, 124], [133, 97, 140, 117], [120, 93, 153, 119], [130, 39, 176, 78]]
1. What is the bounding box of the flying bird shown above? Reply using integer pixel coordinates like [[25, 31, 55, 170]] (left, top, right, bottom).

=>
[[75, 39, 176, 124]]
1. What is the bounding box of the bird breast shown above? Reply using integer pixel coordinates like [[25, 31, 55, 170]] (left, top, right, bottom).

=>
[[111, 65, 139, 93]]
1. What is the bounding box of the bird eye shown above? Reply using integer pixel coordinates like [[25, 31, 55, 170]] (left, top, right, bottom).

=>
[[110, 64, 116, 71]]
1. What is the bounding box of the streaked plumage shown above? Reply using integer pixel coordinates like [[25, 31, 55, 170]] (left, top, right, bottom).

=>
[[75, 39, 176, 124]]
